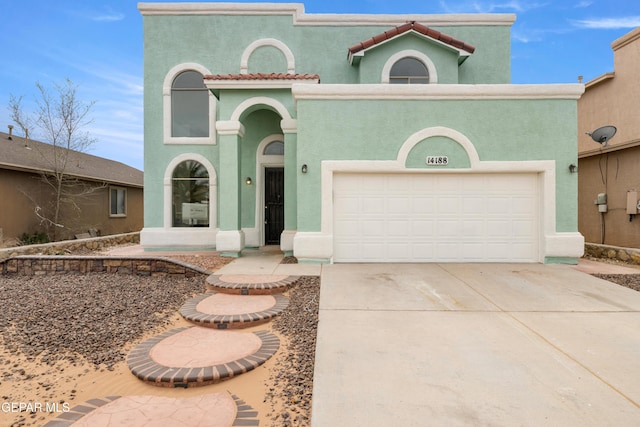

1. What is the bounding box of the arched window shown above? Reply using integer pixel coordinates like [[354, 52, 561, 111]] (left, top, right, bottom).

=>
[[263, 140, 285, 155], [171, 71, 209, 137], [172, 160, 209, 227], [389, 58, 429, 84]]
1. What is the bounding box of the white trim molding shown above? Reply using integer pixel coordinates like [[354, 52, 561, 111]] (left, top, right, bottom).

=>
[[252, 134, 285, 247], [240, 38, 295, 74], [216, 120, 246, 137], [382, 50, 438, 83], [139, 4, 516, 27], [162, 153, 218, 230], [229, 96, 294, 122], [292, 83, 585, 101], [163, 63, 217, 145]]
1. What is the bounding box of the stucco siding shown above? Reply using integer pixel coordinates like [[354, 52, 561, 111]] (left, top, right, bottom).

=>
[[295, 96, 578, 232]]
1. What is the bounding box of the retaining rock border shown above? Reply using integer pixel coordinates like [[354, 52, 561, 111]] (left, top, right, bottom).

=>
[[585, 243, 640, 265], [0, 232, 139, 259], [0, 255, 209, 277]]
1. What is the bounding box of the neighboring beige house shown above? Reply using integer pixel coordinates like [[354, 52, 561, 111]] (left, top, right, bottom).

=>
[[0, 129, 143, 244], [578, 27, 640, 248]]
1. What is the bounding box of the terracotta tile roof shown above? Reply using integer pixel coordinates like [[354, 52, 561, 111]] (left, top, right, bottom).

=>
[[0, 131, 143, 187], [348, 21, 476, 55], [204, 73, 320, 81]]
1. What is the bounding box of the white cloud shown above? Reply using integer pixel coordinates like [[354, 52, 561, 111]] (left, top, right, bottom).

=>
[[573, 16, 640, 29], [574, 1, 593, 8], [91, 13, 125, 22], [438, 0, 546, 13]]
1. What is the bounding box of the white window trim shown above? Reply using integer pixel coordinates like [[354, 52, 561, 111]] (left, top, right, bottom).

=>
[[382, 50, 438, 84], [163, 153, 218, 229], [240, 38, 295, 74], [109, 186, 127, 218], [163, 63, 217, 145]]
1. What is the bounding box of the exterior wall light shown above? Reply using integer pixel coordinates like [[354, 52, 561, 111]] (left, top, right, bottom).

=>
[[301, 164, 308, 173], [246, 177, 252, 185], [569, 164, 578, 173]]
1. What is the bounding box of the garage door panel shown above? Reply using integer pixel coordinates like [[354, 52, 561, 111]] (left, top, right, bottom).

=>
[[438, 197, 460, 214], [362, 197, 385, 213], [388, 220, 410, 236], [411, 220, 434, 237], [333, 173, 539, 263], [462, 220, 485, 236], [412, 197, 435, 213]]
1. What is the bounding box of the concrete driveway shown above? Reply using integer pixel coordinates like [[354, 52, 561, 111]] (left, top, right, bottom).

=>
[[311, 263, 640, 426]]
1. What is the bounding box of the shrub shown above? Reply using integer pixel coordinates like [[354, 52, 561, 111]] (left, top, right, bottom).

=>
[[19, 232, 50, 245]]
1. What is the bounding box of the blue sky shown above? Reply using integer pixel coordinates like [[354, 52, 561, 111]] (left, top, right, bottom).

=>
[[1, 0, 639, 171]]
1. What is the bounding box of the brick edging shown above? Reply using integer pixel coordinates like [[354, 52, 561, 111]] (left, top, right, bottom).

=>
[[180, 292, 289, 329], [207, 274, 300, 295], [127, 327, 279, 388]]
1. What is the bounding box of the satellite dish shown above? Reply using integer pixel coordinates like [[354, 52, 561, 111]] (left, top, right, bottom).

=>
[[587, 126, 617, 147]]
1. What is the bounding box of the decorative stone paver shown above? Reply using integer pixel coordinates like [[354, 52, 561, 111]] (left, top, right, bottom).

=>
[[127, 327, 279, 387], [207, 274, 299, 295], [180, 291, 289, 329], [43, 393, 259, 426]]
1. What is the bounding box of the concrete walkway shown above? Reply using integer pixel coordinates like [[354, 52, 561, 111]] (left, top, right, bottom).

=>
[[312, 262, 640, 426]]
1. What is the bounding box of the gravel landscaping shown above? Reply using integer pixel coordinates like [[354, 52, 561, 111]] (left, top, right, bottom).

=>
[[0, 251, 319, 426], [0, 274, 205, 369], [593, 274, 640, 291], [1, 249, 638, 427]]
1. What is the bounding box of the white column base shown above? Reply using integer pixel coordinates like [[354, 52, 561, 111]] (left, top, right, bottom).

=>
[[216, 230, 245, 257], [280, 230, 296, 253], [140, 227, 217, 249], [544, 232, 585, 258], [293, 232, 333, 263]]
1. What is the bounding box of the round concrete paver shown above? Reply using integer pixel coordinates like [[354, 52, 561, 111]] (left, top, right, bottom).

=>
[[149, 327, 262, 367], [179, 291, 289, 329], [197, 293, 276, 315], [127, 327, 279, 387], [44, 393, 261, 427], [71, 394, 236, 427], [206, 274, 300, 295]]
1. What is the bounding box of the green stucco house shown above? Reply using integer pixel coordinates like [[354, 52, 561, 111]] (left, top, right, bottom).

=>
[[138, 2, 584, 263]]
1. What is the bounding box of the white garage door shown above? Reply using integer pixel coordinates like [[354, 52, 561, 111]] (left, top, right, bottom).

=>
[[333, 173, 540, 263]]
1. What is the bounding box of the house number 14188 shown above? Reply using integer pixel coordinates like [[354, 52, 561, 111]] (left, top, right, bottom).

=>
[[426, 156, 449, 165]]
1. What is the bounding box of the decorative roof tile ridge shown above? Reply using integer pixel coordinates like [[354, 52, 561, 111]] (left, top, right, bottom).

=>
[[204, 72, 320, 81], [348, 21, 476, 54]]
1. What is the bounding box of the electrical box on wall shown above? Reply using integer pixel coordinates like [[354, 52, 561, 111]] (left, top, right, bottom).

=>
[[595, 193, 607, 205], [627, 191, 638, 214]]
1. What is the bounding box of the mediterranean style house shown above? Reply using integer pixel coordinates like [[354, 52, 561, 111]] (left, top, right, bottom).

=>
[[139, 2, 584, 264], [578, 27, 640, 249]]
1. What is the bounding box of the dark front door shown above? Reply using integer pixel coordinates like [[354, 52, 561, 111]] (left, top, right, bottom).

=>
[[264, 167, 284, 245]]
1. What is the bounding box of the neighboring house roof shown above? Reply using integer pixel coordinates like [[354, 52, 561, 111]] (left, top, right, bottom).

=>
[[348, 21, 476, 64], [0, 131, 143, 188]]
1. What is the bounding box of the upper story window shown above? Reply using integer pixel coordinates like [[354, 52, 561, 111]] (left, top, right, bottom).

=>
[[171, 71, 209, 137], [389, 58, 429, 84]]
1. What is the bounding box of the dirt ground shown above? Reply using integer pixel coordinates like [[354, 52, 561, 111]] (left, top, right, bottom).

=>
[[0, 251, 318, 427]]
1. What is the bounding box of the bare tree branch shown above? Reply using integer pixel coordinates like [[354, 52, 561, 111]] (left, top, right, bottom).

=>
[[8, 79, 98, 241]]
